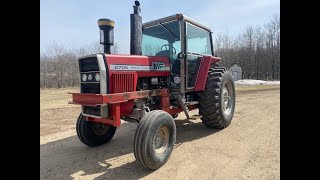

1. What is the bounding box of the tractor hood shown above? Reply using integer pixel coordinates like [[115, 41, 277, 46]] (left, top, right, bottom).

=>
[[104, 54, 170, 77]]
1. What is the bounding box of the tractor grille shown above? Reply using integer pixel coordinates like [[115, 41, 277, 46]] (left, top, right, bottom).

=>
[[111, 72, 136, 93], [79, 57, 99, 72], [81, 83, 100, 94], [78, 55, 108, 118], [79, 57, 100, 94]]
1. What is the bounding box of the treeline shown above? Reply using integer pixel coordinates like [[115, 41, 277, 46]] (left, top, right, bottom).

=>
[[214, 14, 280, 80], [40, 42, 119, 88]]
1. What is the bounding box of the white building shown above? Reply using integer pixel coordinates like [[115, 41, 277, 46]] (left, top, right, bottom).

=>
[[229, 63, 242, 81]]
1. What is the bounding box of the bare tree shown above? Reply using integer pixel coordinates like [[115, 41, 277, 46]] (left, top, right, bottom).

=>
[[214, 14, 280, 80]]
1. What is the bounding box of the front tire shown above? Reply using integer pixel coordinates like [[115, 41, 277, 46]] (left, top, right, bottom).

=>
[[134, 110, 176, 169], [76, 114, 117, 147], [198, 67, 236, 128]]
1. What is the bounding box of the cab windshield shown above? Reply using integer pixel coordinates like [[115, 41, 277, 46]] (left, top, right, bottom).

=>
[[142, 20, 181, 61]]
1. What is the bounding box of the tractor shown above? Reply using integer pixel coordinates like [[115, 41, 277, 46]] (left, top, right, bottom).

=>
[[69, 1, 235, 170]]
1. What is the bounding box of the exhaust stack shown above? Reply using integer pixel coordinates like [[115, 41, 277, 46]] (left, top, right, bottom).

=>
[[98, 19, 115, 54], [130, 1, 142, 55]]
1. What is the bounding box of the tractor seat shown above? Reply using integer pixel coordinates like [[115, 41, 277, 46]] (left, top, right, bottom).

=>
[[155, 50, 170, 57]]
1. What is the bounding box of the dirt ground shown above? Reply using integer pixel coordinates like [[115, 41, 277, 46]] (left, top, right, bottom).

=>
[[40, 85, 280, 180]]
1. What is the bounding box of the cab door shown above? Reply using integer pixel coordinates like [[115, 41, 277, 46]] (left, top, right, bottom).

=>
[[185, 22, 214, 90]]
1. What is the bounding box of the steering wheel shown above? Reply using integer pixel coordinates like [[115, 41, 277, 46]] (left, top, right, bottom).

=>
[[161, 44, 176, 55]]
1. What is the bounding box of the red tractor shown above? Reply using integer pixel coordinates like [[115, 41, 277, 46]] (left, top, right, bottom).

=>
[[69, 1, 235, 169]]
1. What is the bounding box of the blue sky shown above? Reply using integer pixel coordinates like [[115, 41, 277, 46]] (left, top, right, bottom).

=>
[[40, 0, 279, 54]]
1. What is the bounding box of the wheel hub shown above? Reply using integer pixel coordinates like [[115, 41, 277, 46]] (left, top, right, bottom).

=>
[[91, 122, 109, 136], [153, 125, 170, 154], [222, 81, 233, 116]]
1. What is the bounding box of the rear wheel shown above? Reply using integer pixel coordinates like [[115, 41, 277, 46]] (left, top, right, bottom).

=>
[[134, 110, 176, 169], [76, 114, 117, 147], [198, 67, 235, 128]]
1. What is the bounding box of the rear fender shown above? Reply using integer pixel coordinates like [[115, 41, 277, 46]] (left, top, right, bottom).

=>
[[194, 56, 221, 91]]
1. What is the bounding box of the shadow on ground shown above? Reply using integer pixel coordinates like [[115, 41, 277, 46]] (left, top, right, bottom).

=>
[[40, 119, 221, 179]]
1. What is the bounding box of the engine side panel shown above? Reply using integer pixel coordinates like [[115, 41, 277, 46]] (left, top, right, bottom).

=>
[[105, 54, 170, 117], [105, 54, 171, 77]]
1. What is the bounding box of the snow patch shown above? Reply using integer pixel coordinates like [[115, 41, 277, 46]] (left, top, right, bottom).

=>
[[235, 79, 280, 85]]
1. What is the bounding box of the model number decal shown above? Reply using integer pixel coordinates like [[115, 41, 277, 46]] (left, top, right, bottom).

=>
[[114, 65, 129, 70], [110, 64, 169, 71]]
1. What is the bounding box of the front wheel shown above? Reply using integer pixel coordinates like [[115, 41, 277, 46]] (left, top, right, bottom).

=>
[[76, 114, 117, 147], [134, 110, 176, 169]]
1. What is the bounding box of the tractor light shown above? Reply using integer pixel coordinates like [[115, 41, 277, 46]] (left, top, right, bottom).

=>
[[82, 74, 87, 82], [151, 77, 158, 85], [176, 13, 183, 20], [95, 73, 100, 82], [174, 76, 181, 84]]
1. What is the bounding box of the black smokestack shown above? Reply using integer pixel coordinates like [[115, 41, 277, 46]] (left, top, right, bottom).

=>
[[130, 1, 142, 55], [98, 19, 115, 54]]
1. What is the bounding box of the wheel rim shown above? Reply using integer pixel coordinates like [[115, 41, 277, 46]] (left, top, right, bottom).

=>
[[222, 81, 234, 116], [153, 125, 170, 154], [91, 122, 109, 136]]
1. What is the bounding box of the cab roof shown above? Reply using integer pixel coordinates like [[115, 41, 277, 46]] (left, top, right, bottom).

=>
[[142, 14, 212, 32]]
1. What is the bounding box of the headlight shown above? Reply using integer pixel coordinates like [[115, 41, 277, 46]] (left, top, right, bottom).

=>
[[95, 73, 100, 82], [174, 76, 181, 84], [82, 74, 87, 82], [151, 77, 158, 85]]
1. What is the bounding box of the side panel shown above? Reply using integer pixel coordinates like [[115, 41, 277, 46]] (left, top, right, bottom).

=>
[[105, 54, 170, 77], [105, 54, 171, 117], [193, 56, 221, 91]]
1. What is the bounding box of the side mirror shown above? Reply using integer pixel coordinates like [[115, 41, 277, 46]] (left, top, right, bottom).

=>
[[177, 52, 185, 59]]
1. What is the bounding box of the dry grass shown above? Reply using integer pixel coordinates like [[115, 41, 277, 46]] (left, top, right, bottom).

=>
[[40, 87, 80, 136], [40, 87, 79, 111]]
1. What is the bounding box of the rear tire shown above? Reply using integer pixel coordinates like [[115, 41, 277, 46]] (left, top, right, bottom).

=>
[[198, 67, 235, 128], [76, 114, 116, 147], [134, 110, 176, 169]]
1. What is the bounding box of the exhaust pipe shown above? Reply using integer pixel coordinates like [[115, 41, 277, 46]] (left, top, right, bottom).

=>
[[98, 19, 115, 54], [130, 1, 142, 55]]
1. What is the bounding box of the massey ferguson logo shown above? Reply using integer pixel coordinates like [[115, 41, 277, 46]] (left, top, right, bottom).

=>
[[152, 62, 165, 70]]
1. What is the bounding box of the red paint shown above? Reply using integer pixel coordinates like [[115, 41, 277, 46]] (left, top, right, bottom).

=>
[[69, 89, 169, 105], [109, 71, 138, 117], [70, 89, 170, 127], [111, 104, 121, 126], [104, 55, 171, 116], [69, 93, 103, 106], [194, 56, 221, 91], [87, 115, 121, 127], [105, 54, 170, 66], [110, 71, 138, 93]]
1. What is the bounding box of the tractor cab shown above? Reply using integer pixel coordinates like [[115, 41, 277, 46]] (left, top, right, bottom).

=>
[[142, 14, 214, 91]]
